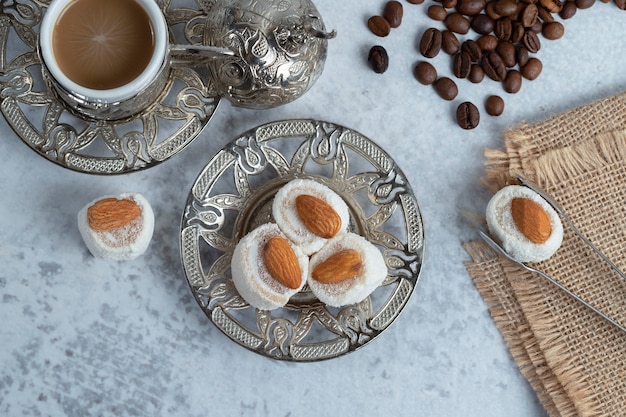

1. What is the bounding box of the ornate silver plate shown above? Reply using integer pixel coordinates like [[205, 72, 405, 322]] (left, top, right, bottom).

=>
[[0, 1, 219, 174], [180, 119, 425, 361]]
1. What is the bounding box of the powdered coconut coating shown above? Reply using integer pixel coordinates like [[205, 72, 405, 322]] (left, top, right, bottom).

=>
[[77, 192, 154, 261], [486, 185, 563, 263], [272, 179, 350, 256], [231, 223, 308, 310], [307, 232, 387, 307]]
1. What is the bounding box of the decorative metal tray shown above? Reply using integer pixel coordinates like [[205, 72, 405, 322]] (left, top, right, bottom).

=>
[[0, 0, 219, 174], [180, 119, 425, 361]]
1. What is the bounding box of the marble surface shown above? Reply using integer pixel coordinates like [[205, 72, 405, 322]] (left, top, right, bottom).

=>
[[1, 2, 625, 416]]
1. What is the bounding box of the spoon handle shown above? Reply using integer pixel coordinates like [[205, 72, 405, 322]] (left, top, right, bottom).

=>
[[479, 231, 626, 334]]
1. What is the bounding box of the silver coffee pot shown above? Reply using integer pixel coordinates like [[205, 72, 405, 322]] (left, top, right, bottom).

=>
[[200, 0, 335, 109]]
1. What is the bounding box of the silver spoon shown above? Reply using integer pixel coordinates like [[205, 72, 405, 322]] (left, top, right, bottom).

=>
[[479, 230, 626, 334], [517, 176, 626, 284]]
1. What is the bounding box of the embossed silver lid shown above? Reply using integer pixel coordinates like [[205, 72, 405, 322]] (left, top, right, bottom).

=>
[[203, 0, 335, 109]]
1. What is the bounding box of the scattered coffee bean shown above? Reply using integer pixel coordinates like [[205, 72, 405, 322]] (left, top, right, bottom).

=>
[[445, 12, 471, 34], [559, 0, 578, 18], [368, 45, 389, 73], [482, 51, 507, 81], [517, 46, 530, 67], [384, 1, 404, 28], [520, 3, 538, 27], [414, 61, 438, 85], [442, 30, 461, 54], [471, 14, 495, 34], [456, 0, 487, 15], [537, 6, 556, 22], [522, 29, 541, 53], [420, 27, 443, 58], [496, 41, 516, 67], [469, 64, 485, 83], [522, 57, 543, 80], [575, 0, 595, 5], [427, 4, 448, 20], [407, 0, 425, 4], [434, 77, 459, 100], [476, 34, 498, 51], [443, 0, 458, 8], [456, 101, 480, 129], [503, 69, 523, 93], [495, 17, 513, 40], [485, 95, 505, 116], [453, 51, 472, 78], [493, 0, 519, 16], [461, 40, 482, 62], [368, 15, 391, 37], [542, 21, 565, 39], [511, 21, 526, 43], [539, 0, 563, 13]]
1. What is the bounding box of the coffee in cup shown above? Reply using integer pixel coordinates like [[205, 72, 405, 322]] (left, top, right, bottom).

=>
[[39, 0, 169, 120]]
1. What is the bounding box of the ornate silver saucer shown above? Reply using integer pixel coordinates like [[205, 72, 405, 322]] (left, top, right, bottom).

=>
[[0, 0, 334, 174], [180, 119, 425, 361], [0, 0, 220, 174]]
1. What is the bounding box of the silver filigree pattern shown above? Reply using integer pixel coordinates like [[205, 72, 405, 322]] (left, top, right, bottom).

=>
[[180, 119, 425, 361], [0, 0, 220, 174]]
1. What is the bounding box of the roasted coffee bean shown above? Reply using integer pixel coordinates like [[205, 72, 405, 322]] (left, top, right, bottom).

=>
[[503, 69, 522, 93], [384, 1, 403, 28], [456, 0, 487, 15], [530, 20, 543, 33], [495, 18, 513, 40], [434, 77, 458, 100], [428, 4, 448, 20], [574, 0, 593, 9], [442, 30, 460, 54], [456, 102, 480, 129], [368, 15, 391, 37], [493, 0, 519, 15], [443, 0, 458, 7], [517, 46, 530, 67], [523, 29, 541, 53], [420, 27, 443, 58], [559, 0, 577, 18], [615, 0, 626, 10], [469, 64, 485, 83], [539, 0, 563, 13], [407, 0, 425, 4], [496, 41, 516, 67], [537, 5, 555, 21], [471, 14, 495, 34], [477, 34, 499, 51], [414, 61, 438, 85], [542, 21, 565, 39], [445, 12, 471, 34], [485, 2, 503, 20], [368, 45, 389, 73], [453, 51, 472, 78], [485, 95, 505, 116], [461, 40, 482, 62], [511, 21, 526, 42], [522, 57, 543, 80], [482, 51, 507, 81], [520, 3, 538, 26]]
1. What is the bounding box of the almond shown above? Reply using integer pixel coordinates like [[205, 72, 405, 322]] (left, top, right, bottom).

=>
[[295, 194, 342, 238], [511, 197, 552, 244], [312, 249, 363, 284], [87, 198, 142, 232], [262, 236, 302, 289]]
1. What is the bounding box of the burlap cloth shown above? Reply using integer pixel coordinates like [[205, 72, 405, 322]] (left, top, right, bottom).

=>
[[464, 91, 626, 417]]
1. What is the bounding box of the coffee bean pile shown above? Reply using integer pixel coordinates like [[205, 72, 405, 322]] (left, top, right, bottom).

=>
[[366, 0, 625, 129]]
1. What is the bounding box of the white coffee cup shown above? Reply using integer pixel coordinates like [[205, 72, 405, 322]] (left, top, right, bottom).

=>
[[39, 0, 169, 121]]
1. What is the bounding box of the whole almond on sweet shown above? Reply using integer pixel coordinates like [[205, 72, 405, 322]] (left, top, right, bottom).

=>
[[295, 194, 342, 238], [312, 249, 363, 284], [511, 197, 552, 244], [87, 198, 142, 232], [262, 236, 302, 289]]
